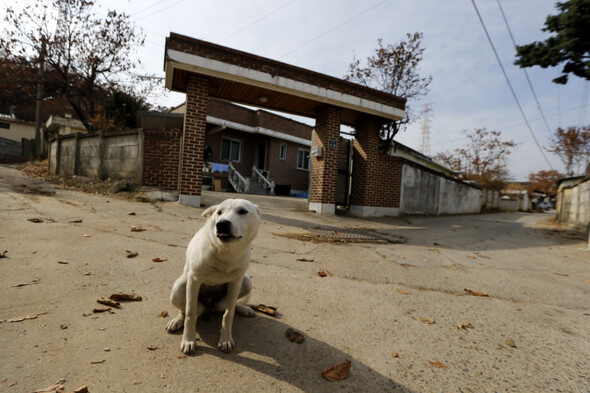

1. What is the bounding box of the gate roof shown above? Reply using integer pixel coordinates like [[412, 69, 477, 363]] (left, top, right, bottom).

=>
[[164, 33, 405, 127]]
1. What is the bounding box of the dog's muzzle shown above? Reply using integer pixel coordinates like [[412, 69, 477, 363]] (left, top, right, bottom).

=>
[[216, 220, 239, 242]]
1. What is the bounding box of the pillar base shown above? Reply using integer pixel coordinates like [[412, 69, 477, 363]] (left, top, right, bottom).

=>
[[179, 194, 201, 207], [349, 205, 399, 217], [309, 202, 336, 215]]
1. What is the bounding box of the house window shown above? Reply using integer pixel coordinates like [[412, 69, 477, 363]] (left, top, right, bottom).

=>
[[279, 143, 286, 160], [221, 138, 241, 162], [297, 148, 310, 171]]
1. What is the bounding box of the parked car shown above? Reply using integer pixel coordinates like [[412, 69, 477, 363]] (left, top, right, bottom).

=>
[[538, 201, 551, 210]]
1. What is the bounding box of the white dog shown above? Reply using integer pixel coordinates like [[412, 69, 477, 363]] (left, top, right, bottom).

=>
[[166, 198, 261, 354]]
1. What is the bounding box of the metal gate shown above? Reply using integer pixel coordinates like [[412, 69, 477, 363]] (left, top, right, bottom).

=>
[[336, 137, 353, 207]]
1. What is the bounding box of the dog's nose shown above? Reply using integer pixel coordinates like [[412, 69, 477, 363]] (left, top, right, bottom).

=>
[[216, 220, 232, 235]]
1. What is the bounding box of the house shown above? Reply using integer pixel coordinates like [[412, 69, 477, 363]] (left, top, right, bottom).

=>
[[45, 114, 87, 137], [556, 176, 590, 230], [0, 113, 37, 162]]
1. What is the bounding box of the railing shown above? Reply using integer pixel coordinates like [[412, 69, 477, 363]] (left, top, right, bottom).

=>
[[252, 165, 275, 195], [228, 162, 249, 193]]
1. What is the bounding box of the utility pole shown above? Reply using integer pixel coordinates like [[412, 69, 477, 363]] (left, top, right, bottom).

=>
[[419, 103, 432, 156], [34, 38, 46, 160]]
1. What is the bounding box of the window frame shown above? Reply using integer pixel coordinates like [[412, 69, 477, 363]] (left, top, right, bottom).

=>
[[220, 137, 242, 162], [296, 148, 310, 171], [279, 143, 287, 160]]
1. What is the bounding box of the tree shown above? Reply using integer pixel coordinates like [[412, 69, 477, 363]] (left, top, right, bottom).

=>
[[514, 0, 590, 84], [344, 33, 432, 152], [434, 128, 518, 190], [0, 0, 145, 130], [528, 169, 565, 195], [546, 126, 590, 176]]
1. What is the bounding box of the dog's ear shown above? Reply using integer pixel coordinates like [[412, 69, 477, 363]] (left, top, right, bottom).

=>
[[252, 203, 261, 218], [201, 204, 218, 219]]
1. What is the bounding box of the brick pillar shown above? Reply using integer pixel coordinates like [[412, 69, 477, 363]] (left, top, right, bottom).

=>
[[309, 106, 341, 214], [178, 74, 209, 207], [350, 116, 401, 217]]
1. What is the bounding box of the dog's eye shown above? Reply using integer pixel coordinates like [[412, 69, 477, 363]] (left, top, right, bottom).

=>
[[238, 208, 248, 215], [217, 210, 222, 215]]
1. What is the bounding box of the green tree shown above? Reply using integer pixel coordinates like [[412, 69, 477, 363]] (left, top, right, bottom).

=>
[[514, 0, 590, 84], [434, 129, 518, 190], [344, 33, 432, 152], [0, 0, 145, 130]]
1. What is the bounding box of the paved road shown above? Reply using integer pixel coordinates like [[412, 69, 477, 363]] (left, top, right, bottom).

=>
[[1, 164, 589, 392]]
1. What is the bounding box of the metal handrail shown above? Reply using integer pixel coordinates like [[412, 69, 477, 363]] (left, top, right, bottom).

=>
[[252, 166, 275, 195], [228, 162, 249, 193]]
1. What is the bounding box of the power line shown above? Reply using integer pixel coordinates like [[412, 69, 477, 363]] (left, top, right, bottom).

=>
[[496, 0, 554, 140], [470, 0, 555, 170], [134, 0, 190, 22], [278, 0, 389, 59]]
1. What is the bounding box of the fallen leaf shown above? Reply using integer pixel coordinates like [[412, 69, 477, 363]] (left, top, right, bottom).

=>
[[505, 339, 517, 348], [249, 304, 277, 316], [13, 278, 40, 287], [318, 270, 333, 277], [404, 309, 414, 314], [430, 248, 441, 254], [412, 316, 435, 325], [395, 288, 411, 295], [176, 354, 187, 359], [83, 234, 91, 238], [34, 383, 65, 392], [429, 360, 448, 368], [73, 386, 89, 393], [60, 324, 68, 329], [69, 219, 83, 223], [28, 217, 44, 223], [0, 311, 48, 323], [0, 250, 7, 258], [97, 297, 120, 308], [391, 352, 399, 358], [130, 226, 146, 232], [152, 257, 167, 263], [285, 328, 305, 343], [433, 242, 444, 246], [93, 307, 111, 313], [58, 260, 69, 264], [147, 345, 158, 351], [464, 288, 488, 297], [159, 310, 168, 317], [90, 359, 106, 364], [322, 360, 351, 382], [586, 278, 590, 284], [126, 250, 138, 258], [454, 322, 474, 332], [554, 272, 569, 277], [128, 212, 136, 215], [468, 256, 477, 260], [296, 258, 315, 262], [109, 293, 142, 301], [289, 249, 295, 253], [421, 258, 429, 263]]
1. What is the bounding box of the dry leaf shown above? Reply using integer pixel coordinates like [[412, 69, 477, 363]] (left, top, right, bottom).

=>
[[73, 386, 89, 393], [468, 256, 476, 260], [93, 307, 112, 313], [285, 328, 305, 343], [126, 250, 138, 258], [250, 304, 277, 316], [13, 278, 40, 287], [0, 250, 7, 258], [296, 258, 314, 262], [421, 258, 429, 263], [109, 293, 142, 301], [128, 212, 136, 215], [69, 219, 83, 223], [454, 322, 474, 332], [412, 316, 435, 325], [58, 260, 69, 264], [34, 384, 65, 392], [429, 360, 448, 368], [97, 297, 120, 308], [505, 339, 517, 348], [318, 270, 333, 277], [395, 288, 411, 295], [147, 345, 158, 351], [586, 278, 590, 284], [176, 354, 187, 359], [83, 234, 91, 238], [322, 360, 351, 382], [464, 288, 488, 297], [391, 352, 399, 358], [130, 226, 146, 232], [554, 272, 569, 277], [159, 310, 168, 317], [152, 257, 167, 262], [1, 311, 47, 323], [90, 359, 106, 364], [430, 248, 441, 254], [28, 218, 44, 223]]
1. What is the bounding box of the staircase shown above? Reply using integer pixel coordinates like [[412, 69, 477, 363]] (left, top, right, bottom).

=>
[[227, 163, 275, 195], [245, 176, 272, 195]]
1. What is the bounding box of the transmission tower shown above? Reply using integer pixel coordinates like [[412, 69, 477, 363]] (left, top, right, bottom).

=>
[[419, 103, 432, 156]]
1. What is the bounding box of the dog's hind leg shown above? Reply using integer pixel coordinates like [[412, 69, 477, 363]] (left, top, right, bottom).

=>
[[212, 274, 255, 317]]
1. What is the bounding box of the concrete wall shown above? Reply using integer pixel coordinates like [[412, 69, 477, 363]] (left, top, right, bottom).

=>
[[557, 178, 590, 229], [481, 189, 500, 210], [400, 163, 481, 215], [48, 130, 142, 182]]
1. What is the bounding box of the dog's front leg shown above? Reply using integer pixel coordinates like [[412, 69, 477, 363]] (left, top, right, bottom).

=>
[[217, 276, 243, 352], [181, 273, 201, 355]]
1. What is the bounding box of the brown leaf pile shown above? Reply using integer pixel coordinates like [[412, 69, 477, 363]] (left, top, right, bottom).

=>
[[152, 257, 167, 263], [322, 360, 351, 381], [464, 288, 488, 297], [97, 297, 120, 308]]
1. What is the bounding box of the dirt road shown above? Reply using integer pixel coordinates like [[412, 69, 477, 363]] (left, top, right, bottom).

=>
[[1, 164, 589, 392]]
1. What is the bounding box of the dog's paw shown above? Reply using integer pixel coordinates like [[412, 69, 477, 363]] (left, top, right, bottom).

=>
[[235, 305, 255, 318], [166, 314, 184, 333], [180, 339, 197, 355], [217, 337, 235, 353]]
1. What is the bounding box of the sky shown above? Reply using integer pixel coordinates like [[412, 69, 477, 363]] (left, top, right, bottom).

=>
[[5, 0, 590, 181]]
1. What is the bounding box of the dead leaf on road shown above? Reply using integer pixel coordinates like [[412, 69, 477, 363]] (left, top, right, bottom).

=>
[[152, 257, 167, 263], [73, 386, 89, 393], [586, 278, 590, 284], [468, 256, 477, 260], [93, 307, 112, 313], [147, 345, 158, 351], [285, 328, 305, 343], [429, 248, 441, 254], [395, 288, 411, 295], [130, 226, 146, 232], [554, 272, 569, 277], [159, 310, 168, 317], [429, 360, 448, 368], [34, 383, 65, 392], [0, 311, 48, 323], [464, 288, 488, 297], [505, 339, 517, 348], [249, 304, 277, 316], [391, 352, 399, 358], [90, 359, 106, 364], [97, 297, 120, 308], [454, 322, 474, 332], [69, 219, 83, 223], [109, 293, 142, 301], [318, 270, 333, 277], [28, 217, 44, 223], [128, 212, 136, 215], [322, 360, 351, 382], [0, 250, 7, 258], [126, 250, 138, 258], [412, 316, 435, 325], [296, 258, 314, 262], [13, 278, 40, 287], [58, 260, 69, 264]]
